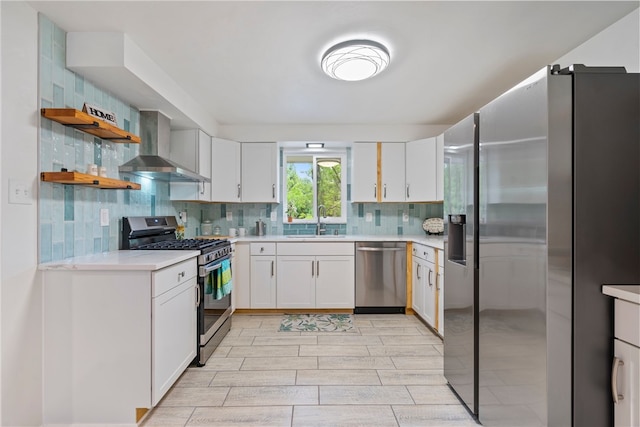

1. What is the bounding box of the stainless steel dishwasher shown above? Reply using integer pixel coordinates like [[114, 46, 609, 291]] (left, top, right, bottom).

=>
[[355, 242, 407, 314]]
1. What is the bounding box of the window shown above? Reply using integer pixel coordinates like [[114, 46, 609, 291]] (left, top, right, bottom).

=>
[[284, 151, 347, 223]]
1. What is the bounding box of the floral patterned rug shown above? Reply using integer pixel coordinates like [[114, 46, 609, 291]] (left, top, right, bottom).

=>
[[278, 314, 355, 332]]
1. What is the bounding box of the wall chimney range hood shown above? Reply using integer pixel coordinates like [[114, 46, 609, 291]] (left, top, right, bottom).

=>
[[119, 111, 210, 183]]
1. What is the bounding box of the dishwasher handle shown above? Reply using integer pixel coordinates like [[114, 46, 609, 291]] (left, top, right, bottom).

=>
[[357, 247, 404, 252]]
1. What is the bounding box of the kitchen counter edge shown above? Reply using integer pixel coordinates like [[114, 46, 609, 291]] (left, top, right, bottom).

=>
[[227, 235, 444, 250], [603, 285, 640, 305], [38, 250, 200, 271]]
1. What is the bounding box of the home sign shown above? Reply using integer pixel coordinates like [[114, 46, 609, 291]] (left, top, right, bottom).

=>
[[82, 103, 117, 127]]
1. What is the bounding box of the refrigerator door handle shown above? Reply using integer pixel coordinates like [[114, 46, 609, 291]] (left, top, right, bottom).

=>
[[612, 357, 625, 403]]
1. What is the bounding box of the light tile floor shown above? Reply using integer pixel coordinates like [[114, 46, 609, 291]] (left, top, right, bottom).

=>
[[142, 314, 478, 427]]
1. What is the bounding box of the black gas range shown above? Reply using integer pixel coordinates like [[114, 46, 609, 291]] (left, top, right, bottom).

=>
[[121, 216, 232, 366]]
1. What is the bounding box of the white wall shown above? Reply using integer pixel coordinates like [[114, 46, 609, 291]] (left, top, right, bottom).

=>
[[555, 8, 639, 72], [0, 2, 41, 426]]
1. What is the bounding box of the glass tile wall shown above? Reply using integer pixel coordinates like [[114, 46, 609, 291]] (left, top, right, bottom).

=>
[[38, 14, 176, 262]]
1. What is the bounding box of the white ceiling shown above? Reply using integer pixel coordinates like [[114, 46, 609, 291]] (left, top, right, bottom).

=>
[[28, 1, 639, 131]]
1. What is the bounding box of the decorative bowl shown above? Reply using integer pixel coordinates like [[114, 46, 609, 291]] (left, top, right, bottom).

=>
[[422, 217, 444, 235]]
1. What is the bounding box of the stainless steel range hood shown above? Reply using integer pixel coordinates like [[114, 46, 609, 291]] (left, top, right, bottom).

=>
[[119, 111, 210, 182]]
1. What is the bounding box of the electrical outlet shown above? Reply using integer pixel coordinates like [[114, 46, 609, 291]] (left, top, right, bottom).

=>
[[178, 211, 187, 224], [100, 209, 109, 227], [8, 179, 31, 205], [365, 212, 373, 222], [403, 212, 409, 222], [270, 211, 277, 222], [226, 212, 233, 221]]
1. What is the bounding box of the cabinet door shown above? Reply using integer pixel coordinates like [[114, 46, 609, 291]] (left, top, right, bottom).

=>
[[351, 143, 378, 202], [315, 256, 355, 308], [233, 243, 251, 309], [241, 143, 278, 202], [437, 269, 444, 336], [423, 260, 436, 327], [170, 129, 212, 201], [152, 278, 197, 405], [614, 339, 640, 427], [277, 256, 316, 308], [436, 134, 445, 201], [406, 137, 437, 202], [412, 256, 425, 317], [250, 256, 276, 308], [211, 137, 241, 202], [381, 143, 406, 202]]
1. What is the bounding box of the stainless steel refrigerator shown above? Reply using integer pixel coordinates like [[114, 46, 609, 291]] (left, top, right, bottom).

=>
[[443, 65, 640, 426]]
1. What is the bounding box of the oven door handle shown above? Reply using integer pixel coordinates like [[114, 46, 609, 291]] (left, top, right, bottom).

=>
[[199, 254, 231, 277]]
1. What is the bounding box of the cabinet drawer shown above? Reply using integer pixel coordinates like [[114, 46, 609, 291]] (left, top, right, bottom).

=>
[[277, 242, 354, 256], [412, 244, 435, 263], [615, 299, 640, 347], [251, 243, 276, 255], [152, 258, 197, 297]]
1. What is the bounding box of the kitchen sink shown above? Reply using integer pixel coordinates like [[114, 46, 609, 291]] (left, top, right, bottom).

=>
[[286, 235, 347, 238]]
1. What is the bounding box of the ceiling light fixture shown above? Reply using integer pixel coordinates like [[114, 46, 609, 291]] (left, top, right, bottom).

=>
[[306, 143, 325, 148], [321, 39, 390, 81]]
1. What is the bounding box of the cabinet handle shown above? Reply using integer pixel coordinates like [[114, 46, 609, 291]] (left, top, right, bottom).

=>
[[272, 184, 275, 199], [417, 264, 421, 280], [436, 273, 441, 291], [237, 184, 241, 198], [612, 357, 625, 403], [316, 260, 320, 277], [260, 247, 264, 253], [428, 268, 433, 287], [200, 181, 205, 195], [271, 260, 274, 277], [374, 184, 377, 198], [178, 271, 185, 281], [311, 261, 315, 277], [384, 184, 387, 199], [406, 184, 410, 199], [195, 284, 201, 307]]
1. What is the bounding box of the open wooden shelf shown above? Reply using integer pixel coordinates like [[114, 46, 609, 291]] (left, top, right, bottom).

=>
[[41, 171, 141, 190], [41, 108, 141, 143]]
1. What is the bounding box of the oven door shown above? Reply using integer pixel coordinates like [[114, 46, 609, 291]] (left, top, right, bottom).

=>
[[198, 254, 232, 347]]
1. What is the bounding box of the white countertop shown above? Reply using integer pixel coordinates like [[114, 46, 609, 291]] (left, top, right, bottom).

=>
[[226, 234, 444, 250], [603, 285, 640, 305], [39, 250, 200, 271]]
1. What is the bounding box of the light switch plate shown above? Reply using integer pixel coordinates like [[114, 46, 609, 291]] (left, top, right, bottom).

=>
[[366, 212, 373, 222], [270, 211, 277, 222], [100, 208, 109, 227], [226, 212, 233, 221], [8, 179, 31, 204]]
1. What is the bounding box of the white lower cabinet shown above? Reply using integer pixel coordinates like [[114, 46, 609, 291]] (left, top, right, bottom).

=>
[[276, 243, 355, 309], [233, 242, 251, 309], [152, 274, 197, 405], [436, 249, 444, 336], [412, 243, 437, 329], [250, 243, 277, 308], [42, 257, 197, 425], [613, 338, 639, 427]]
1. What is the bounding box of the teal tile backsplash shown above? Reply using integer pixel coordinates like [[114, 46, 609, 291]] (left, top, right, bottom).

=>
[[38, 14, 177, 262]]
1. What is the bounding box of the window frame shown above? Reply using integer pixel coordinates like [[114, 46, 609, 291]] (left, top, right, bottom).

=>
[[282, 149, 347, 224]]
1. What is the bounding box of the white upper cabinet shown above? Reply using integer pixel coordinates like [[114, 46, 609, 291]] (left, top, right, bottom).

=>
[[405, 137, 437, 202], [351, 143, 378, 202], [436, 133, 445, 201], [211, 137, 241, 202], [380, 143, 406, 202], [241, 143, 278, 203], [169, 129, 212, 201]]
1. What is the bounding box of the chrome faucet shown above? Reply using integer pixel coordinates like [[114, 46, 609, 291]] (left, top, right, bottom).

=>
[[317, 205, 327, 235]]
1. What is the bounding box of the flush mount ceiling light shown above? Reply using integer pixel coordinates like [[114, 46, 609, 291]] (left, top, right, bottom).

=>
[[321, 39, 390, 81], [306, 143, 324, 148]]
